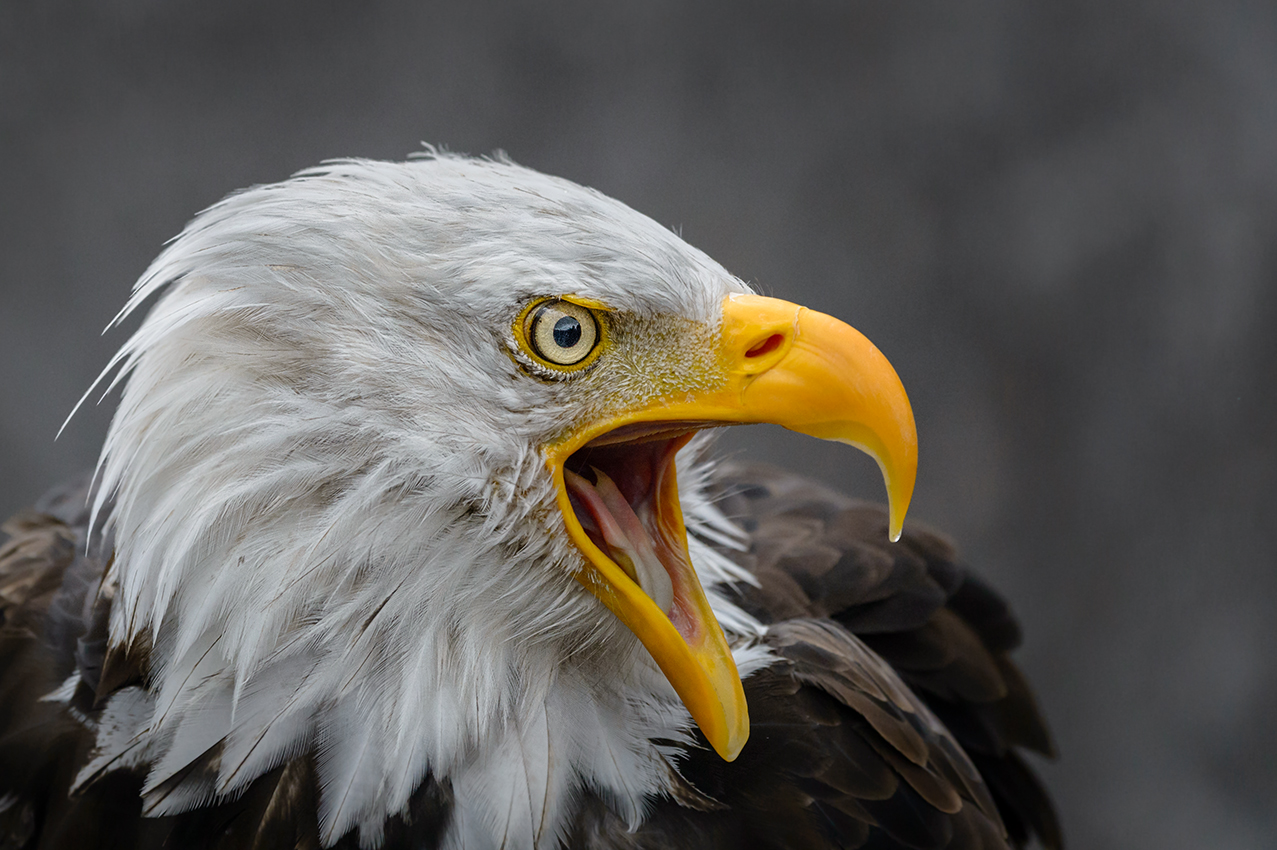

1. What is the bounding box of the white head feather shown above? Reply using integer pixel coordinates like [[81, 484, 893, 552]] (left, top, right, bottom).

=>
[[73, 152, 767, 848]]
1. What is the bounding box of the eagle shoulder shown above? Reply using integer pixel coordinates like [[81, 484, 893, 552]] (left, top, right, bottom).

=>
[[715, 461, 1059, 850]]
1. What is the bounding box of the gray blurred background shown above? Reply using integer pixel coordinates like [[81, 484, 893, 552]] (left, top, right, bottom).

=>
[[2, 2, 1274, 847]]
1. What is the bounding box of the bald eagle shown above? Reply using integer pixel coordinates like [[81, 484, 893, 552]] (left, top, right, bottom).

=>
[[0, 154, 1058, 850]]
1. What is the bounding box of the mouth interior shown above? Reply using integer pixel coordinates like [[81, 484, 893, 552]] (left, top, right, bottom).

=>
[[563, 424, 702, 642]]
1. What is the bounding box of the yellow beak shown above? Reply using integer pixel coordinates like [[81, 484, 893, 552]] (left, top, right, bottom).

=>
[[546, 294, 917, 762]]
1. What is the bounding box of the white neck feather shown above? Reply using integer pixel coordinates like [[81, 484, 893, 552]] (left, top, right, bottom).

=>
[[82, 409, 762, 848]]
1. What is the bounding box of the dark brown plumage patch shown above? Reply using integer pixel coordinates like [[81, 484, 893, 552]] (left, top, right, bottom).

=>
[[698, 462, 1060, 849]]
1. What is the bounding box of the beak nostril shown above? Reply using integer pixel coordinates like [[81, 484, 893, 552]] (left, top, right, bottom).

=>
[[745, 334, 784, 358]]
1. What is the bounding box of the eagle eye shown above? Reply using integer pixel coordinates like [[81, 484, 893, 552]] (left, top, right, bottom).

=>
[[522, 299, 602, 369]]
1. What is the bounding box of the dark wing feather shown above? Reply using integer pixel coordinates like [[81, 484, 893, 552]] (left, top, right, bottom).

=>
[[0, 480, 102, 850], [712, 461, 1059, 849]]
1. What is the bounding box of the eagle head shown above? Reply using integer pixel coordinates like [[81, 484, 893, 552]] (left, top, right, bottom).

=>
[[82, 153, 916, 846]]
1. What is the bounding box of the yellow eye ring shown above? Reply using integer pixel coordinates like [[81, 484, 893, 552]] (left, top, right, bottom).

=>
[[515, 298, 607, 373]]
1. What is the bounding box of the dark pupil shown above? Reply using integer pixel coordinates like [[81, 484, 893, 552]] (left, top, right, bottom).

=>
[[552, 315, 582, 348]]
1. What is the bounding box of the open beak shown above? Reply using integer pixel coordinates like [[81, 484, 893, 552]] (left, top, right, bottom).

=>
[[545, 294, 917, 761]]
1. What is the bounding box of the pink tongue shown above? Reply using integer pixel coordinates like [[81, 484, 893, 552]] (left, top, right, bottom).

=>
[[564, 468, 675, 615]]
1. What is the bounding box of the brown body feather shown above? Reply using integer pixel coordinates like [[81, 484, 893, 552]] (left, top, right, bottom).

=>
[[0, 466, 1057, 849]]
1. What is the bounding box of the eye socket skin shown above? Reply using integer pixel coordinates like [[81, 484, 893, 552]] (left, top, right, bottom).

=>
[[522, 299, 602, 368]]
